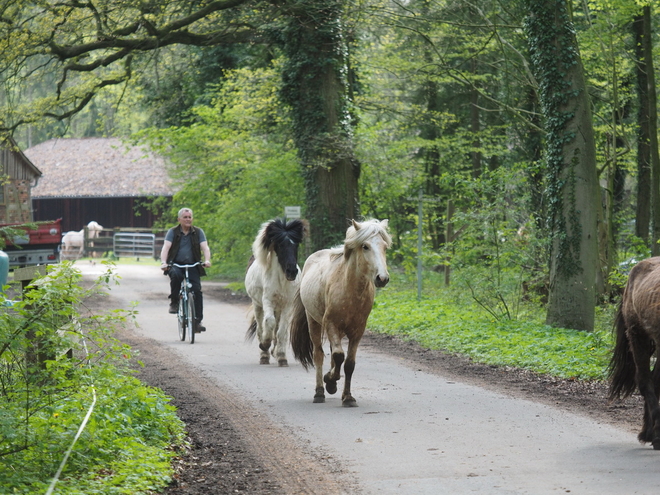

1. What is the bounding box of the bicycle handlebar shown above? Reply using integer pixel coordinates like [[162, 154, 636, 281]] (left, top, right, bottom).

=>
[[171, 262, 202, 269]]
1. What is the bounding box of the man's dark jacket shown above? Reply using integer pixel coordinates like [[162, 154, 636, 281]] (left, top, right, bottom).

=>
[[166, 225, 207, 276]]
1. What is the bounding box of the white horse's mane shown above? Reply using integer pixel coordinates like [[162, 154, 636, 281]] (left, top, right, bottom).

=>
[[252, 221, 272, 266]]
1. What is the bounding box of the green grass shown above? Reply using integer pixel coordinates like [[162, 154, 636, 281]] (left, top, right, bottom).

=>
[[368, 273, 615, 380]]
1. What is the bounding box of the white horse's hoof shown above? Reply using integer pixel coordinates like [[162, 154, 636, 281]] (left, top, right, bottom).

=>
[[278, 359, 288, 367]]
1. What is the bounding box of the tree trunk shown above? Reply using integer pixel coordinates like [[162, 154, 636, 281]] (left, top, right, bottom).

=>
[[470, 58, 482, 179], [641, 7, 660, 255], [524, 0, 600, 331], [422, 77, 444, 251], [280, 0, 359, 251], [633, 12, 651, 242]]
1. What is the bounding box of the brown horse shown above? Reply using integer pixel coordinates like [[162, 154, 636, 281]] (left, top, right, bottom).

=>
[[289, 218, 391, 407], [609, 256, 660, 449]]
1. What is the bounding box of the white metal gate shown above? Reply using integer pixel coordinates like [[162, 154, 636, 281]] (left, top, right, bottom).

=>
[[113, 233, 155, 259]]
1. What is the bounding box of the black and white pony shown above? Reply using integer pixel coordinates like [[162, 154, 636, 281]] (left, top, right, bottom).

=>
[[245, 218, 305, 366]]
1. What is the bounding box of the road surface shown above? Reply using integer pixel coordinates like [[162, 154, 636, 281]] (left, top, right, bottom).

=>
[[80, 262, 659, 494]]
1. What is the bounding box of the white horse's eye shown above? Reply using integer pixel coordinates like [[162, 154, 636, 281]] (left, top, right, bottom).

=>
[[363, 244, 370, 251]]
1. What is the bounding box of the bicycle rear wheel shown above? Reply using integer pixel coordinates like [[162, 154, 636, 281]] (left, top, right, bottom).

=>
[[186, 292, 196, 344], [177, 296, 186, 341]]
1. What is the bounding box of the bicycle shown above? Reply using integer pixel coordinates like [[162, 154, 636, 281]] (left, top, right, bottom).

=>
[[170, 262, 202, 344]]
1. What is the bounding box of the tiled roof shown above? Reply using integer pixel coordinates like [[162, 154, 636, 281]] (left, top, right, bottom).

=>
[[26, 137, 177, 198]]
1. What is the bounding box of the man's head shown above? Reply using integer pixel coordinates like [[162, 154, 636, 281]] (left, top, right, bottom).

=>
[[178, 208, 193, 230]]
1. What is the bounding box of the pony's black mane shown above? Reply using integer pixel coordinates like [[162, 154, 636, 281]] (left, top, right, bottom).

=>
[[262, 218, 305, 250]]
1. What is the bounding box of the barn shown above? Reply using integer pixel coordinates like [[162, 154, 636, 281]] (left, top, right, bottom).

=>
[[25, 137, 176, 233], [0, 136, 42, 224]]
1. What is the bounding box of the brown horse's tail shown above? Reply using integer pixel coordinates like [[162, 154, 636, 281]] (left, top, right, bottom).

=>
[[289, 289, 313, 370], [608, 303, 638, 400]]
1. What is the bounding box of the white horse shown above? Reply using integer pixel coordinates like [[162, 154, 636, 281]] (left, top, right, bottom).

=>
[[245, 218, 305, 367], [61, 221, 103, 259]]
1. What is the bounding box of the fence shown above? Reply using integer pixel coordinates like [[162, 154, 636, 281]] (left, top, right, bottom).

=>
[[113, 233, 156, 260], [74, 228, 167, 260]]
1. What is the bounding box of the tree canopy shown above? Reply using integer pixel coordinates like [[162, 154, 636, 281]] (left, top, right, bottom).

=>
[[2, 0, 660, 330]]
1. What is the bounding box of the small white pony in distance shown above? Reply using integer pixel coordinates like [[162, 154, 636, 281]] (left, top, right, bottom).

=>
[[61, 221, 103, 260]]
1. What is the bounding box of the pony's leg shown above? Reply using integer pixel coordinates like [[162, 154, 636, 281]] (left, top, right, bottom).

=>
[[309, 319, 326, 403], [341, 335, 363, 407], [630, 332, 660, 447], [273, 311, 288, 367], [260, 301, 279, 364], [254, 305, 271, 365], [323, 323, 344, 397]]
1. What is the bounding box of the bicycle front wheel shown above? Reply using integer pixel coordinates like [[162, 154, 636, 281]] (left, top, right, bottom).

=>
[[186, 292, 196, 344], [177, 296, 186, 341]]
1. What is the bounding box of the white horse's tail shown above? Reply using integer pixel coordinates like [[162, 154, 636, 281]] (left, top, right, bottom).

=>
[[289, 288, 313, 370], [245, 310, 257, 343]]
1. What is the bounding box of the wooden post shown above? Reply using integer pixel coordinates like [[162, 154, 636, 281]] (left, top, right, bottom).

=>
[[14, 266, 49, 370], [445, 200, 454, 287]]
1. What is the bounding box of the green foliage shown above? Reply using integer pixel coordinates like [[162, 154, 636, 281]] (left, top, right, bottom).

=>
[[137, 65, 305, 278], [0, 262, 186, 493], [369, 273, 613, 380]]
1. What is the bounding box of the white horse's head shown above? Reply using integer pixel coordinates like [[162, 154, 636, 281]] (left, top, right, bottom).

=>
[[344, 218, 391, 288], [253, 218, 305, 281], [87, 221, 103, 238]]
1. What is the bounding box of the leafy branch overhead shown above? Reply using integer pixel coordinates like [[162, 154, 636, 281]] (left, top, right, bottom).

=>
[[0, 0, 268, 130]]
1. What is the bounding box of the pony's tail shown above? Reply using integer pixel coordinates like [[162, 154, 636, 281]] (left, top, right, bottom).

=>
[[289, 289, 313, 370], [608, 304, 638, 400], [245, 305, 257, 343]]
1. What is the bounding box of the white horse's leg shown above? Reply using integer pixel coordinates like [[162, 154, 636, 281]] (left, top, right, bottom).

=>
[[253, 304, 270, 365], [273, 308, 289, 367], [261, 299, 278, 362]]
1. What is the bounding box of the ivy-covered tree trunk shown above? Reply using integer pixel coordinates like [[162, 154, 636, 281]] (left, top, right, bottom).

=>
[[280, 0, 360, 250], [524, 0, 600, 331]]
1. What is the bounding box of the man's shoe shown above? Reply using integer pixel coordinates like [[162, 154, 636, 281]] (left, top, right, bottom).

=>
[[168, 303, 177, 314], [195, 321, 206, 333]]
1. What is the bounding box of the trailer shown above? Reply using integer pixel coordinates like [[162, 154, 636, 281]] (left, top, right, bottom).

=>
[[2, 219, 62, 268]]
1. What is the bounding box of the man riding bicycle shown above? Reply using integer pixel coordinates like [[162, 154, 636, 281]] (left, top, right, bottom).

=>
[[160, 208, 212, 332]]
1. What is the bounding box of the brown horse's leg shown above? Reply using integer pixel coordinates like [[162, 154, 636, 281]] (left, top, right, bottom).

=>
[[323, 323, 343, 396], [629, 330, 660, 447], [341, 334, 363, 407], [309, 319, 326, 403]]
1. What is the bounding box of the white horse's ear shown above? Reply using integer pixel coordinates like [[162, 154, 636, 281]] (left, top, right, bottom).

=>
[[380, 219, 389, 229], [352, 219, 360, 230]]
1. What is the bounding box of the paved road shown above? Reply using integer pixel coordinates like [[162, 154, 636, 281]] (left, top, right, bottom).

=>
[[80, 262, 660, 494]]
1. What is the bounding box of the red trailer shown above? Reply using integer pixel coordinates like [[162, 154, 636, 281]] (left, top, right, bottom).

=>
[[2, 218, 62, 268]]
